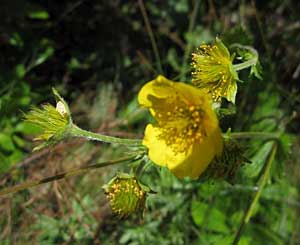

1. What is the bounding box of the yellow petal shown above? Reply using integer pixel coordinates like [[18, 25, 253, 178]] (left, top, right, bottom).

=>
[[142, 124, 187, 168], [138, 75, 210, 109], [143, 124, 223, 180], [171, 127, 223, 179], [139, 76, 224, 179], [138, 75, 172, 108]]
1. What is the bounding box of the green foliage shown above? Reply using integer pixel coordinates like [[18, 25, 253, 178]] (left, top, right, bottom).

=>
[[32, 196, 96, 244], [0, 0, 299, 244]]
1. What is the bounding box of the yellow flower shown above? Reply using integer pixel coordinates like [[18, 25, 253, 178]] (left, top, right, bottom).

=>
[[138, 75, 223, 179], [192, 38, 238, 103]]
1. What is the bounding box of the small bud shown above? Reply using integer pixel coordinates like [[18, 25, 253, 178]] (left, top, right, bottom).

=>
[[202, 139, 250, 182], [103, 173, 150, 218]]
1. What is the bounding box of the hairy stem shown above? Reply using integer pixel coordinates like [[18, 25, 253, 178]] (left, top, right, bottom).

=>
[[138, 0, 163, 74], [233, 57, 257, 71], [0, 155, 142, 197], [228, 131, 281, 141], [231, 43, 259, 71], [70, 124, 142, 146], [233, 143, 278, 244]]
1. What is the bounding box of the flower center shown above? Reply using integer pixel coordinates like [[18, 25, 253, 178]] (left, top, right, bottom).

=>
[[154, 97, 207, 153]]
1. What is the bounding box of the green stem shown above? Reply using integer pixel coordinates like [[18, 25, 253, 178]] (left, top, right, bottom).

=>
[[180, 0, 200, 80], [231, 43, 259, 71], [227, 131, 281, 141], [0, 155, 141, 197], [233, 143, 278, 245], [233, 57, 257, 71], [70, 125, 142, 146], [138, 0, 163, 74], [245, 143, 278, 222]]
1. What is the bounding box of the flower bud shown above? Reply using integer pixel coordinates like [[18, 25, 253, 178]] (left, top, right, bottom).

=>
[[103, 173, 150, 218]]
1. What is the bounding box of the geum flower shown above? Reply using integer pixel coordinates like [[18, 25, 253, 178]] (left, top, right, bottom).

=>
[[192, 38, 239, 104], [138, 75, 223, 179]]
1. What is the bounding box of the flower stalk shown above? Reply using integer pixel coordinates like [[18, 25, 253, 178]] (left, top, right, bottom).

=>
[[233, 142, 278, 245], [24, 88, 143, 150], [231, 44, 259, 71], [227, 131, 281, 141], [70, 124, 142, 146], [0, 155, 143, 197], [233, 57, 258, 71]]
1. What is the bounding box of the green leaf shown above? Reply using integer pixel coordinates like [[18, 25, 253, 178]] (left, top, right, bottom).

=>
[[8, 149, 23, 164], [12, 135, 26, 148], [243, 141, 274, 178], [174, 0, 188, 13], [9, 33, 24, 47], [191, 200, 230, 233], [233, 45, 262, 80], [15, 121, 42, 135], [278, 133, 295, 157], [18, 96, 31, 106], [0, 133, 15, 152], [15, 64, 26, 79], [33, 46, 54, 67], [250, 60, 263, 80], [185, 26, 213, 47], [28, 10, 49, 20], [223, 26, 253, 46], [0, 153, 11, 172], [167, 48, 181, 72]]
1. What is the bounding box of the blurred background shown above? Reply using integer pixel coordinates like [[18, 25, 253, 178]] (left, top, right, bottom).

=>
[[0, 0, 299, 244]]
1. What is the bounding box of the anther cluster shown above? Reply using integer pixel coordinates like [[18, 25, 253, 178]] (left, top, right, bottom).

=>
[[153, 96, 207, 153], [104, 176, 147, 218]]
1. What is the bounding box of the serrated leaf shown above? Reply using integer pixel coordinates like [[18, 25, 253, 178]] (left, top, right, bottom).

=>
[[191, 200, 229, 233], [244, 141, 274, 178]]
